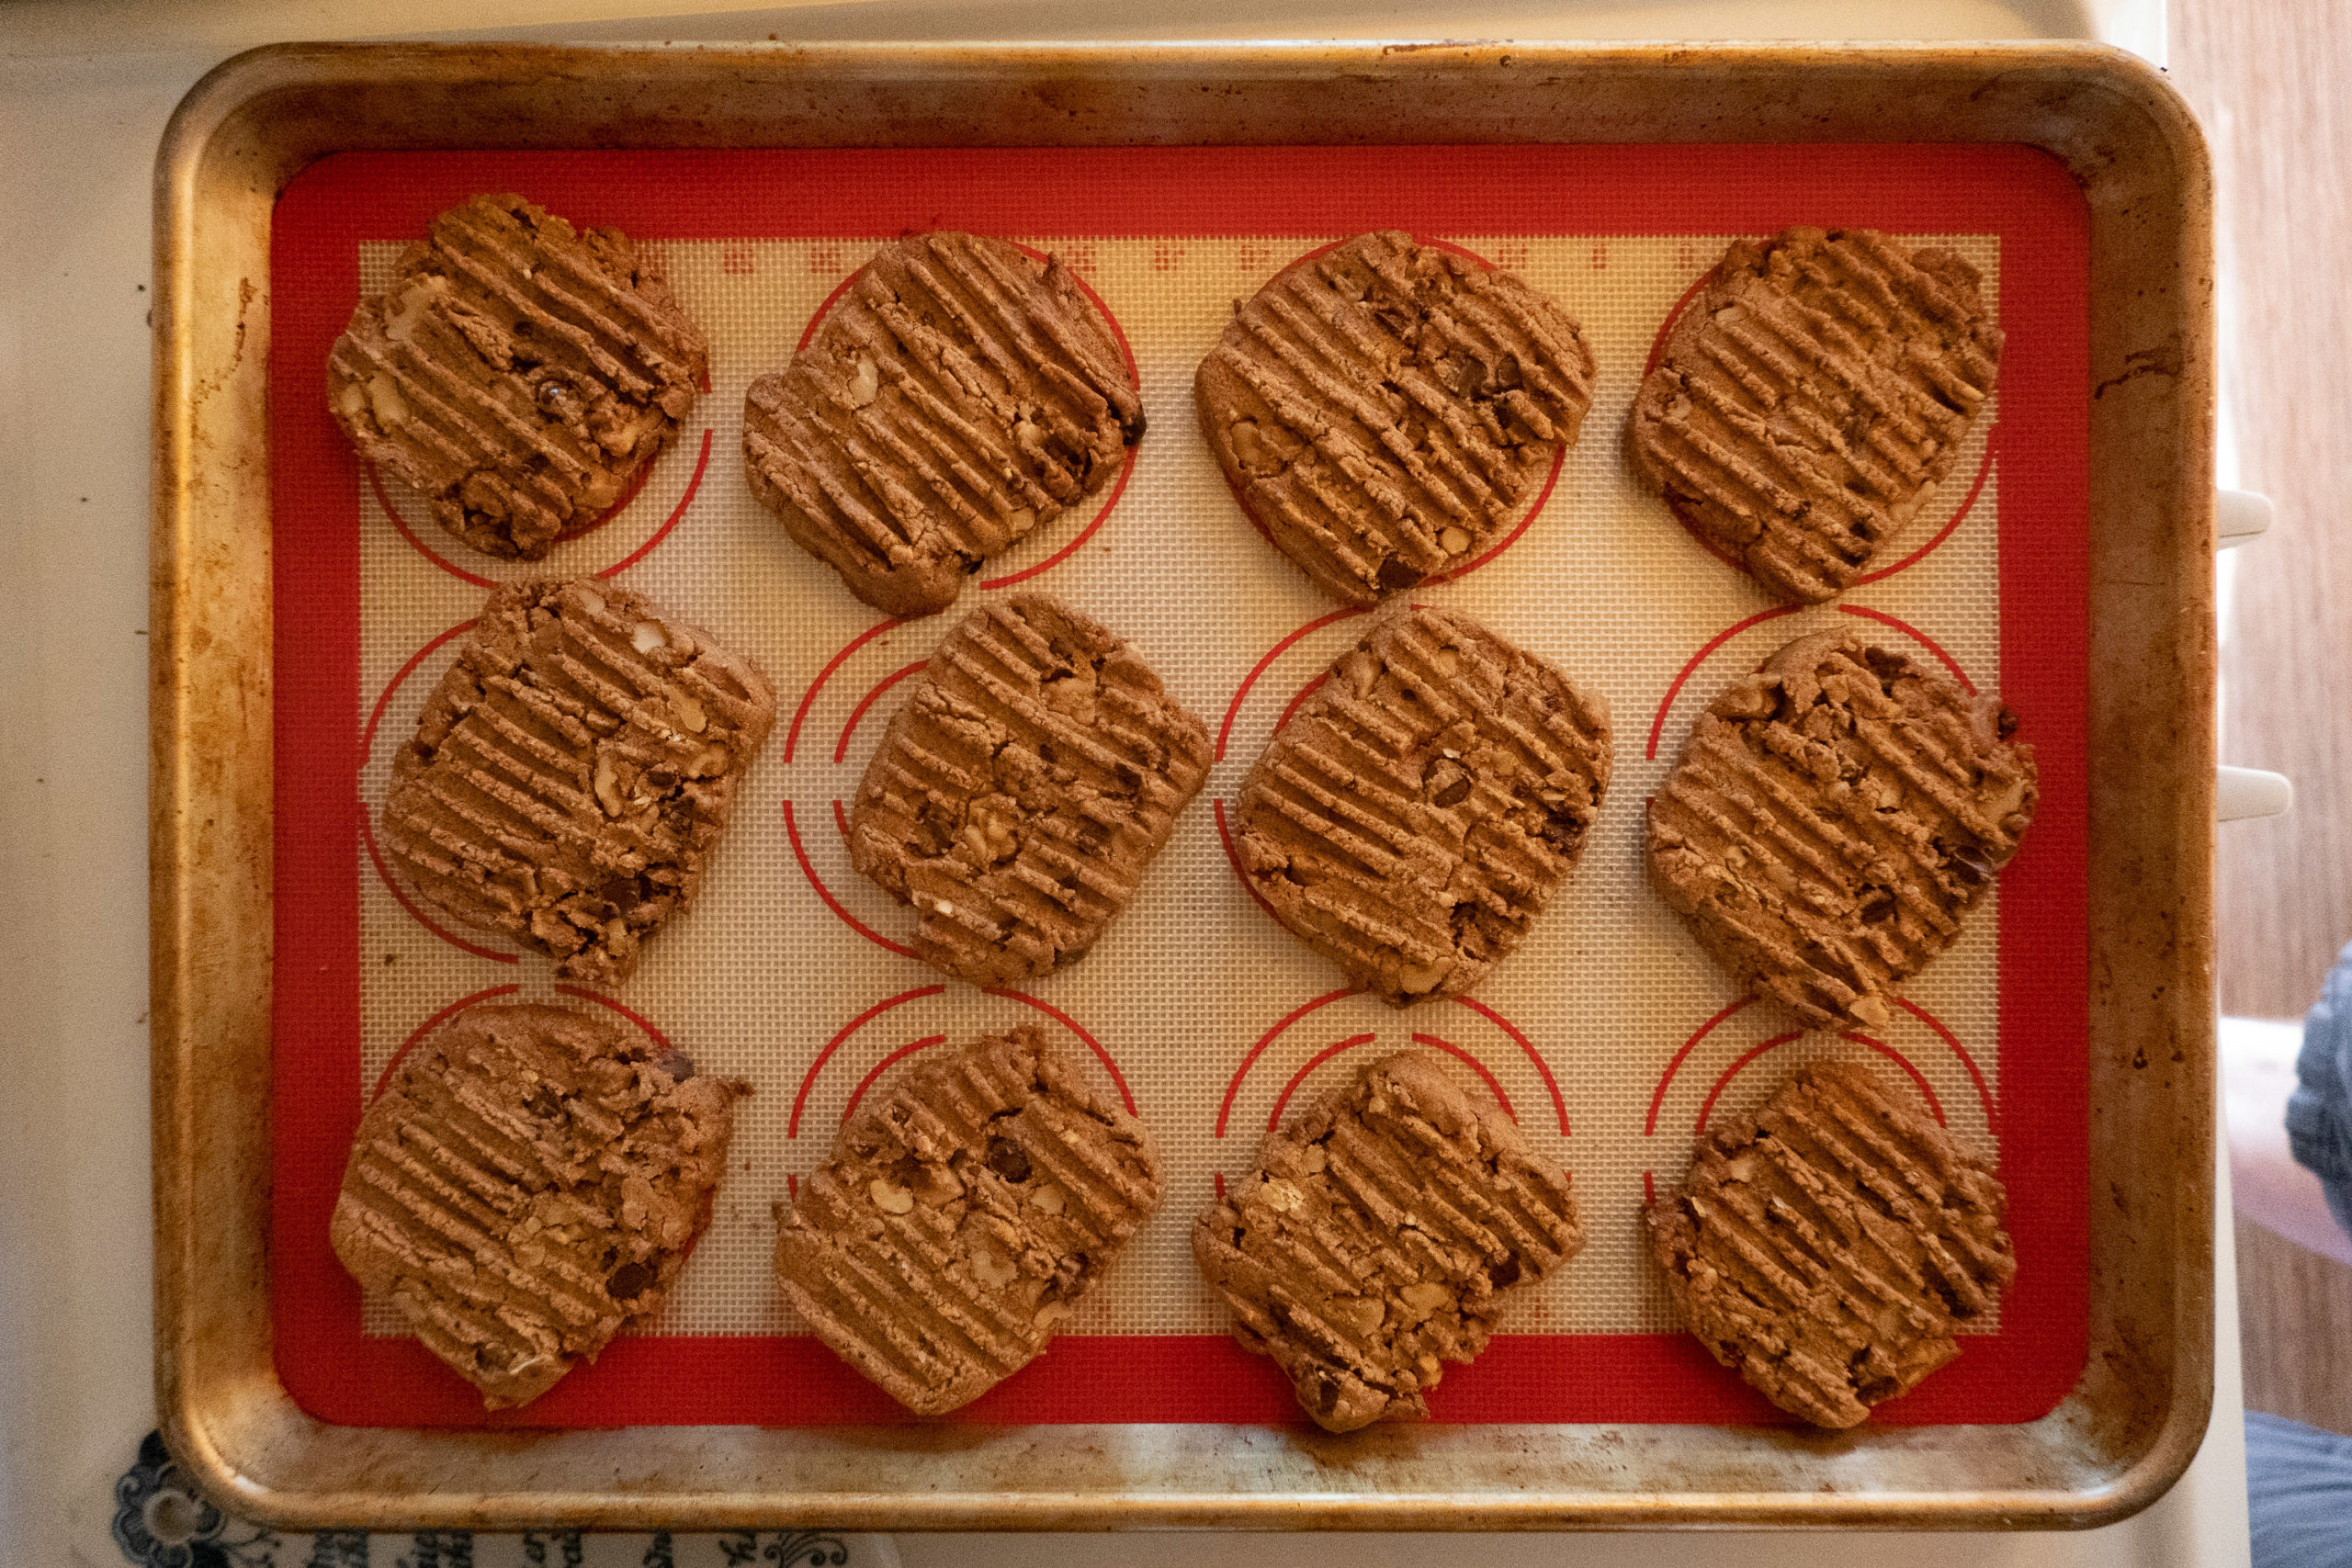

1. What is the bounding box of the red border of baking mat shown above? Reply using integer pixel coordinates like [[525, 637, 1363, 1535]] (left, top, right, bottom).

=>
[[267, 145, 2089, 1429]]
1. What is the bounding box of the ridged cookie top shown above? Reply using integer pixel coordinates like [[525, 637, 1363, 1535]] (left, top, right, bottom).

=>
[[329, 1003, 742, 1408], [743, 232, 1143, 617], [1193, 1050, 1583, 1432], [1629, 226, 2002, 603], [775, 1027, 1164, 1416], [328, 193, 708, 560], [845, 593, 1211, 987], [380, 577, 776, 985], [1645, 1061, 2015, 1428], [1198, 231, 1596, 605], [1235, 605, 1611, 1005], [1647, 628, 2035, 1030]]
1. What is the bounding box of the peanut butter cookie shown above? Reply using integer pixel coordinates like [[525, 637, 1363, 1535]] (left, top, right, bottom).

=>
[[1648, 627, 2035, 1030], [1628, 227, 2002, 602], [379, 577, 775, 984], [745, 231, 1143, 617], [1233, 604, 1611, 1005], [1645, 1059, 2015, 1428], [844, 593, 1210, 987], [775, 1027, 1163, 1416], [331, 1002, 742, 1408], [1198, 231, 1596, 605], [1193, 1049, 1582, 1432], [329, 193, 708, 560]]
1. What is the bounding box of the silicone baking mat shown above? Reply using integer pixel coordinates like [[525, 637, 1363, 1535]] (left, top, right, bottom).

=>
[[266, 144, 2088, 1429]]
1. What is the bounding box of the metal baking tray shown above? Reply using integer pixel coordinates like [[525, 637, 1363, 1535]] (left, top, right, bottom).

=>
[[151, 39, 2216, 1531]]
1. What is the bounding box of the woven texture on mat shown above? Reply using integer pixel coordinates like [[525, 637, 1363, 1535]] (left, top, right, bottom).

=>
[[348, 230, 2004, 1346]]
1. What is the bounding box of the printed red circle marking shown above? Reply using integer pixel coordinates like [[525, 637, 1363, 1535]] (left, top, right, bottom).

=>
[[551, 986, 676, 1052], [840, 1034, 951, 1124], [785, 615, 908, 765], [1692, 1032, 1946, 1136], [1644, 606, 1804, 761], [371, 426, 711, 588], [1425, 443, 1567, 585], [1216, 606, 1369, 761], [1850, 437, 1998, 587], [985, 987, 1143, 1118], [834, 660, 929, 765], [1261, 1033, 1379, 1130], [358, 814, 519, 964], [1896, 997, 1999, 1137], [596, 427, 714, 581], [779, 798, 918, 960], [789, 985, 945, 1137], [368, 984, 523, 1102], [1835, 605, 1978, 694], [1643, 997, 1756, 1135], [1450, 995, 1571, 1136], [1215, 989, 1355, 1138]]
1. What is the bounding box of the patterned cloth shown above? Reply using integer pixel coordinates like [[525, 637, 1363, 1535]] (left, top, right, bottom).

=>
[[2290, 942, 2352, 1242], [108, 1431, 893, 1568]]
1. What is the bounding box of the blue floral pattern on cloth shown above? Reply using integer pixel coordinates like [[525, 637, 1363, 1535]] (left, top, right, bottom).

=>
[[111, 1434, 873, 1568], [2290, 942, 2352, 1242]]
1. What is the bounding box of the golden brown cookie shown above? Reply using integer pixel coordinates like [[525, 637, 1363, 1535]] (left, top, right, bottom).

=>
[[1647, 628, 2035, 1031], [744, 231, 1143, 618], [1628, 226, 2002, 602], [1197, 231, 1596, 605], [844, 592, 1210, 987], [328, 193, 708, 560], [330, 1002, 743, 1409], [1645, 1059, 2015, 1428], [1234, 604, 1611, 1006], [379, 577, 776, 985], [775, 1027, 1164, 1416], [1193, 1049, 1583, 1432]]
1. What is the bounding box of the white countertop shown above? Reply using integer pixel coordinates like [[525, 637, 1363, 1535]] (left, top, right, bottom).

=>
[[0, 4, 2251, 1563]]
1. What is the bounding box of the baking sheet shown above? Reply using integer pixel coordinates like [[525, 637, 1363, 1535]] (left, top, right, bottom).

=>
[[266, 144, 2089, 1429]]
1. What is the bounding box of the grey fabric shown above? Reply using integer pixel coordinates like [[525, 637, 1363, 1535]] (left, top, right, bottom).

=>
[[2291, 942, 2352, 1241], [2247, 1412, 2352, 1568]]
